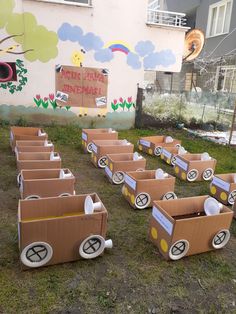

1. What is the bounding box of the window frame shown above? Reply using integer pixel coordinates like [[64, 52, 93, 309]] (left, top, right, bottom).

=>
[[28, 0, 92, 7], [206, 0, 233, 38], [215, 65, 236, 92]]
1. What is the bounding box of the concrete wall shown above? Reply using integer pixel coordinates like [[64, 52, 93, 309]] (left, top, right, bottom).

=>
[[0, 0, 187, 128]]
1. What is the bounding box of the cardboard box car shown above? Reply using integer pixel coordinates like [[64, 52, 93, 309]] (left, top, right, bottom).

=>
[[10, 126, 48, 151], [20, 168, 75, 199], [138, 136, 181, 156], [122, 170, 176, 209], [91, 140, 134, 168], [82, 128, 118, 153], [160, 146, 188, 166], [149, 195, 233, 260], [18, 193, 111, 269], [15, 140, 54, 153], [210, 173, 236, 206], [174, 154, 217, 182], [233, 201, 236, 219], [105, 153, 147, 184], [16, 152, 61, 186]]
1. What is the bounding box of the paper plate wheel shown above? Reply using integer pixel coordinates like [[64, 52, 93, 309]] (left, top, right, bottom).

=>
[[162, 192, 177, 201], [175, 143, 181, 148], [212, 229, 230, 249], [171, 156, 177, 166], [17, 173, 22, 187], [112, 171, 125, 185], [154, 146, 162, 156], [135, 192, 151, 209], [79, 235, 105, 259], [98, 156, 107, 168], [25, 195, 40, 200], [187, 169, 198, 182], [228, 190, 236, 205], [21, 242, 53, 268], [169, 239, 189, 260], [59, 192, 72, 197], [202, 168, 214, 181], [87, 142, 93, 153]]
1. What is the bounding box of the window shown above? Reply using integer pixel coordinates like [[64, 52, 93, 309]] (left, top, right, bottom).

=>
[[32, 0, 92, 7], [215, 66, 236, 92], [206, 0, 232, 37]]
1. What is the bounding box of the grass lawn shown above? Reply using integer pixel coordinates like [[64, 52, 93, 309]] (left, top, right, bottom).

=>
[[0, 125, 236, 314]]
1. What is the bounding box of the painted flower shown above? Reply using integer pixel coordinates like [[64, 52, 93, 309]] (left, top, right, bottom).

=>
[[49, 93, 54, 100], [113, 99, 117, 104], [127, 96, 132, 103], [44, 97, 48, 101], [36, 94, 41, 100], [119, 97, 123, 103]]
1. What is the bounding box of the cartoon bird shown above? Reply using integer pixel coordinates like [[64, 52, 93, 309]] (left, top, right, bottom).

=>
[[0, 34, 33, 56]]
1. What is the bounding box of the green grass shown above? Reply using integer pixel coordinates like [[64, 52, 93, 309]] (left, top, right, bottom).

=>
[[0, 125, 236, 313]]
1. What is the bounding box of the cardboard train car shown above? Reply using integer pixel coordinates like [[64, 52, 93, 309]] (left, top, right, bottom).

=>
[[174, 153, 217, 182], [16, 152, 62, 186], [19, 168, 75, 199], [138, 136, 181, 156], [149, 195, 233, 260], [105, 152, 146, 184], [18, 194, 112, 269], [15, 140, 54, 153], [210, 173, 236, 206], [91, 140, 134, 168], [81, 128, 118, 153], [122, 170, 177, 209], [10, 126, 48, 151]]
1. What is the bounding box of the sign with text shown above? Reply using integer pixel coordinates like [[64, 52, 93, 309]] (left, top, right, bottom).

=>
[[55, 66, 108, 108]]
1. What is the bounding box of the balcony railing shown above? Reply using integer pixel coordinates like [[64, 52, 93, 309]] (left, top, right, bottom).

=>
[[147, 9, 188, 29]]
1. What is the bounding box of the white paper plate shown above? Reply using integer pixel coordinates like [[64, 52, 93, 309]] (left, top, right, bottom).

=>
[[84, 195, 94, 215], [201, 152, 210, 161], [204, 197, 222, 216], [155, 168, 165, 179], [165, 136, 173, 143]]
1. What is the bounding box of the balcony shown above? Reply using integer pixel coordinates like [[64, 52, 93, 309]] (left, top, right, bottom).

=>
[[147, 9, 189, 30]]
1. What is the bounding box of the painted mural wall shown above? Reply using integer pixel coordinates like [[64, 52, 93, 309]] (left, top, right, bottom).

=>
[[0, 0, 187, 128]]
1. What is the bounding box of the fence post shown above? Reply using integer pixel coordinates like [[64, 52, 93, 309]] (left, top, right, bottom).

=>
[[229, 101, 236, 145], [135, 86, 143, 129]]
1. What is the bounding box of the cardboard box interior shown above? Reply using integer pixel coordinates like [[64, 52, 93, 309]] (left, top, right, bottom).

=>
[[21, 169, 72, 180]]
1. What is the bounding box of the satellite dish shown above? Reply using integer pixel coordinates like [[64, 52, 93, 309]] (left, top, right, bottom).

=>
[[183, 29, 205, 62]]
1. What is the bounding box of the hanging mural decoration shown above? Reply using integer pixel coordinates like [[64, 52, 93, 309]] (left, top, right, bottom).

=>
[[0, 59, 27, 93], [57, 23, 176, 70], [71, 49, 86, 67], [55, 65, 108, 112]]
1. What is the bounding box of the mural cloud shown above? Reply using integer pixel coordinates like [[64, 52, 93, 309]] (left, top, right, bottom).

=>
[[127, 52, 142, 70], [143, 50, 176, 69], [94, 48, 114, 62], [135, 40, 155, 57]]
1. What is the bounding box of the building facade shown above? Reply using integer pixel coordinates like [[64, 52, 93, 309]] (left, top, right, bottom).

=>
[[0, 0, 187, 128]]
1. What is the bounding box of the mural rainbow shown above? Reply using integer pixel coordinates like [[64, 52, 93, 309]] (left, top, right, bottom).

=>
[[105, 41, 132, 55]]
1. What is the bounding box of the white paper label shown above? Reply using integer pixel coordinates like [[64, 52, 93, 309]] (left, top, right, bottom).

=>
[[212, 176, 230, 192], [162, 148, 172, 159], [105, 166, 112, 179], [175, 157, 188, 171], [152, 206, 173, 236], [139, 139, 151, 148], [92, 143, 97, 153], [124, 174, 136, 191], [82, 132, 87, 141]]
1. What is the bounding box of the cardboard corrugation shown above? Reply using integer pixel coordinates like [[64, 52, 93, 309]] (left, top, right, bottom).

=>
[[10, 127, 48, 151], [18, 193, 108, 269], [149, 195, 233, 260], [174, 154, 217, 182], [82, 128, 118, 153], [91, 140, 134, 168], [17, 152, 61, 172], [20, 169, 75, 199], [210, 174, 236, 205], [122, 170, 176, 209], [138, 136, 181, 156]]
